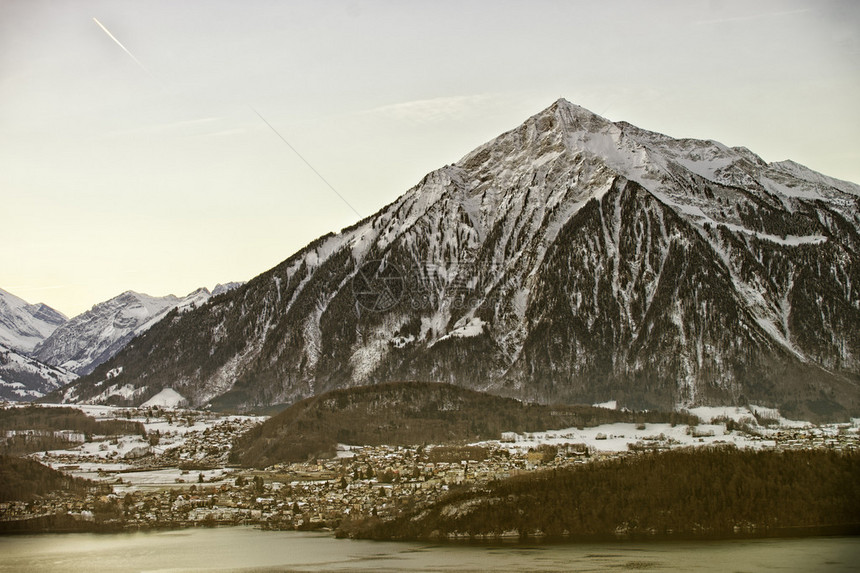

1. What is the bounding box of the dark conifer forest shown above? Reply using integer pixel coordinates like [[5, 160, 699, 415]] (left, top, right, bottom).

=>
[[339, 448, 860, 541], [0, 456, 105, 502]]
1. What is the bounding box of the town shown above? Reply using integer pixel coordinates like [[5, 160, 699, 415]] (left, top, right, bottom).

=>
[[2, 402, 859, 533]]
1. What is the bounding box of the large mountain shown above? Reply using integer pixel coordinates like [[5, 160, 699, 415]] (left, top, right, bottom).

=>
[[0, 288, 67, 354], [51, 100, 860, 420], [34, 288, 213, 376]]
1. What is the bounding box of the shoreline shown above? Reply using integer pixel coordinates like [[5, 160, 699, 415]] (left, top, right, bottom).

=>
[[3, 514, 859, 545]]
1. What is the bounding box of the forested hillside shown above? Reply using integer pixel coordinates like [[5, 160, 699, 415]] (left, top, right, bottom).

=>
[[0, 456, 106, 501], [230, 381, 696, 467], [53, 100, 860, 420], [339, 448, 860, 541]]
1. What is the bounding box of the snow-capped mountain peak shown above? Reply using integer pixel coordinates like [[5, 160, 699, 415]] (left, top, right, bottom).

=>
[[0, 288, 67, 353], [34, 288, 216, 376], [52, 100, 860, 421]]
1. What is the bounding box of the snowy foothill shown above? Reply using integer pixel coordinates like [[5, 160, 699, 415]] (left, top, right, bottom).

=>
[[141, 388, 187, 408]]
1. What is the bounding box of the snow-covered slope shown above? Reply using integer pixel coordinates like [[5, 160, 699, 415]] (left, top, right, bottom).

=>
[[0, 288, 67, 353], [141, 387, 187, 408], [0, 342, 76, 401], [54, 100, 860, 420], [34, 288, 213, 376]]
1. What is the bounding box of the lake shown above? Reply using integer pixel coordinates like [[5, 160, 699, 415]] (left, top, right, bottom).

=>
[[0, 527, 857, 572]]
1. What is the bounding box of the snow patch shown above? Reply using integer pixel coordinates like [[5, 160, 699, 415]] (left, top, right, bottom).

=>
[[350, 339, 389, 382], [436, 317, 485, 343], [718, 223, 827, 246]]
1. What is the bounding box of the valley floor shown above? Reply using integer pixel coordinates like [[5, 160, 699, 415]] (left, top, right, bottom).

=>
[[1, 403, 858, 535]]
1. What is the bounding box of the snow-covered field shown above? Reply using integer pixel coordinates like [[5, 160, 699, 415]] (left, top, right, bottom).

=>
[[27, 403, 265, 491], [110, 468, 235, 493], [474, 403, 857, 455], [477, 422, 773, 454], [683, 404, 811, 428]]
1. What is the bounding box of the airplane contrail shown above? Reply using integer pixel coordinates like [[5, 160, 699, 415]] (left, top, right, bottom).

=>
[[250, 107, 362, 218], [92, 16, 360, 217], [93, 17, 152, 77]]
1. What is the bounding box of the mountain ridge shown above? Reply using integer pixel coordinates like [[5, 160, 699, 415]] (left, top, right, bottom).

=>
[[48, 99, 860, 420], [35, 288, 218, 376], [0, 288, 67, 354]]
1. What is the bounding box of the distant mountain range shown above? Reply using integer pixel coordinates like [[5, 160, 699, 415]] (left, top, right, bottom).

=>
[[0, 284, 242, 400], [45, 100, 860, 420], [33, 288, 213, 376], [0, 288, 67, 354]]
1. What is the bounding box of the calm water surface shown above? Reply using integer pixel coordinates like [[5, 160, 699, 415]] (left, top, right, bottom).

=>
[[0, 527, 857, 572]]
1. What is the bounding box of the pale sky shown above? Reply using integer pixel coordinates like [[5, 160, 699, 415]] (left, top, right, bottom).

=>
[[2, 0, 858, 318]]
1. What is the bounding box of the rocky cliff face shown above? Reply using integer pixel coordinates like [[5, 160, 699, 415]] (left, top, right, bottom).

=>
[[54, 100, 860, 419]]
